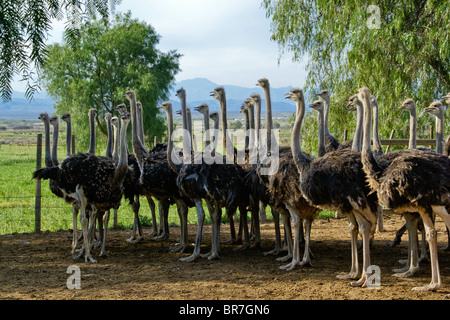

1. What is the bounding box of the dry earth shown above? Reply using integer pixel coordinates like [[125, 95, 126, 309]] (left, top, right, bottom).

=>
[[0, 214, 449, 303]]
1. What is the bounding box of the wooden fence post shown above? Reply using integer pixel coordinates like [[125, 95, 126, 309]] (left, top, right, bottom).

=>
[[35, 133, 42, 233]]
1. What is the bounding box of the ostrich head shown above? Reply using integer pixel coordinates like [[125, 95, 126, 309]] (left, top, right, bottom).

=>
[[357, 87, 371, 102], [284, 88, 304, 102], [111, 116, 119, 128], [443, 92, 450, 104], [346, 94, 359, 111], [105, 112, 112, 122], [88, 108, 97, 119], [157, 101, 172, 113], [176, 88, 186, 101], [38, 112, 49, 122], [61, 113, 71, 123], [400, 98, 416, 112], [425, 100, 444, 117], [316, 89, 329, 100], [114, 103, 128, 115], [256, 78, 269, 89], [195, 104, 209, 115], [209, 112, 219, 122], [310, 100, 324, 112], [370, 95, 379, 109], [249, 93, 261, 105], [124, 89, 136, 102], [49, 115, 58, 125], [210, 87, 225, 101]]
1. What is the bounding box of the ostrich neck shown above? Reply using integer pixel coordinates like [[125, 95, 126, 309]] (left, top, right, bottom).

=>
[[352, 101, 364, 152], [248, 104, 255, 149], [129, 96, 148, 166], [136, 105, 147, 152], [115, 117, 129, 183], [112, 124, 119, 161], [372, 104, 383, 153], [408, 109, 417, 150], [88, 113, 96, 154], [43, 119, 52, 167], [263, 87, 273, 151], [323, 95, 331, 134], [203, 111, 210, 149], [211, 119, 219, 153], [166, 107, 178, 173], [219, 95, 233, 160], [105, 116, 113, 158], [317, 109, 326, 157], [179, 94, 191, 162], [51, 121, 59, 164], [361, 94, 373, 156], [65, 119, 71, 157], [243, 110, 249, 150], [436, 113, 443, 154], [291, 96, 311, 172]]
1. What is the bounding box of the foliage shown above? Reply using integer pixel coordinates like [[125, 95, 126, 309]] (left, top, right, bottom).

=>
[[263, 0, 449, 149], [0, 0, 121, 101], [39, 12, 182, 152]]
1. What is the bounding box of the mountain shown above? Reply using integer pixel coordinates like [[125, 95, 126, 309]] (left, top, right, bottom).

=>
[[1, 78, 298, 119], [168, 78, 298, 117], [0, 91, 55, 119]]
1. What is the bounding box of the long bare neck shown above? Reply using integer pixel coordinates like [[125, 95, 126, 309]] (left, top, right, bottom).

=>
[[247, 104, 255, 149], [203, 111, 210, 149], [114, 116, 130, 184], [179, 93, 191, 163], [166, 106, 178, 173], [43, 118, 52, 167], [88, 112, 96, 154], [129, 95, 148, 163], [372, 102, 383, 154], [408, 108, 417, 150], [65, 119, 71, 157], [352, 101, 364, 152], [211, 118, 219, 154], [105, 115, 113, 158], [323, 95, 331, 135], [136, 103, 147, 152], [112, 123, 119, 161], [435, 112, 444, 154], [291, 96, 310, 172], [243, 109, 250, 150], [263, 86, 273, 151], [254, 98, 261, 148], [316, 109, 325, 157], [51, 120, 59, 164]]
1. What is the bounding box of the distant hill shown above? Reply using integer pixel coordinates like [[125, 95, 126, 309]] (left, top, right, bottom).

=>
[[0, 91, 56, 120], [2, 78, 299, 119]]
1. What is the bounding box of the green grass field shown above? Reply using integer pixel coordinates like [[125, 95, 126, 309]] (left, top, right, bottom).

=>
[[0, 122, 335, 235]]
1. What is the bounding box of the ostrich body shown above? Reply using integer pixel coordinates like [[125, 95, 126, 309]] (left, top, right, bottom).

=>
[[289, 88, 379, 287], [357, 87, 450, 291], [33, 108, 130, 263]]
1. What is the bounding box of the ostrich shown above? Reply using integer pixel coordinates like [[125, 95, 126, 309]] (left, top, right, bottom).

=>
[[289, 87, 379, 286], [357, 87, 450, 291], [61, 113, 72, 157], [195, 104, 211, 150], [33, 107, 131, 263], [173, 87, 249, 261], [123, 90, 190, 252], [254, 78, 293, 260]]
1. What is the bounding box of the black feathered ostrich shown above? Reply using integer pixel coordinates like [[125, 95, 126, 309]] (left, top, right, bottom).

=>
[[357, 87, 450, 291], [289, 87, 379, 287], [33, 107, 131, 263]]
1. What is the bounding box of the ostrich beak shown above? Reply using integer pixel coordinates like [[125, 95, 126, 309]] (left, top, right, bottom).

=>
[[284, 92, 293, 99]]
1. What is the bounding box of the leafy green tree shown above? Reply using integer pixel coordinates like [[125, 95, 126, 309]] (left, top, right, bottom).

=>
[[0, 0, 121, 101], [263, 0, 449, 151], [40, 12, 181, 152]]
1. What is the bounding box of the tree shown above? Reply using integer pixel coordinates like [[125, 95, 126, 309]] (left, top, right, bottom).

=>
[[263, 0, 449, 150], [0, 0, 121, 101], [40, 12, 181, 152]]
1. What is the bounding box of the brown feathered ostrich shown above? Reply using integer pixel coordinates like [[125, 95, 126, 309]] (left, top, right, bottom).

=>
[[33, 107, 131, 263], [289, 87, 379, 287], [357, 87, 450, 291]]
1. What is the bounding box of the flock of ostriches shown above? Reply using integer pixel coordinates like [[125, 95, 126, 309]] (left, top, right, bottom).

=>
[[33, 78, 450, 293]]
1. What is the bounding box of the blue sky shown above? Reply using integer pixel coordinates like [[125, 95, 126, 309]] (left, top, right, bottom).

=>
[[12, 0, 308, 92]]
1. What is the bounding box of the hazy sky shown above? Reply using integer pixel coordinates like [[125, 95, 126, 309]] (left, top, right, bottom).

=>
[[12, 0, 308, 92]]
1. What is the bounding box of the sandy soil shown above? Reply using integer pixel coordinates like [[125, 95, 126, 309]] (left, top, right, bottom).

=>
[[0, 214, 448, 301]]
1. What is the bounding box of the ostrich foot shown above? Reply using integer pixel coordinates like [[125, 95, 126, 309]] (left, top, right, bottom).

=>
[[276, 253, 292, 262], [279, 260, 300, 271], [168, 242, 188, 253], [126, 236, 144, 244], [179, 253, 201, 262], [348, 274, 368, 288], [207, 252, 220, 260], [84, 253, 97, 264], [412, 282, 440, 291], [235, 243, 250, 251], [336, 271, 359, 280], [263, 246, 283, 256], [392, 267, 419, 278], [154, 233, 169, 241], [392, 265, 409, 273], [397, 259, 408, 265], [99, 250, 108, 258]]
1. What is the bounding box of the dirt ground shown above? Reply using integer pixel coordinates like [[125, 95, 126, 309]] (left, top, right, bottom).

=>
[[0, 214, 449, 301]]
